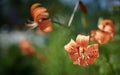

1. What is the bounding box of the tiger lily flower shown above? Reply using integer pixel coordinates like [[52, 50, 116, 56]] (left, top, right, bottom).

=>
[[64, 34, 99, 67]]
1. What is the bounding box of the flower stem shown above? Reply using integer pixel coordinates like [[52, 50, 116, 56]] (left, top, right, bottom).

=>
[[68, 1, 79, 27], [52, 20, 76, 36]]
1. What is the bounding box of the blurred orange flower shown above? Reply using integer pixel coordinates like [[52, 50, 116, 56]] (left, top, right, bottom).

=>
[[98, 19, 115, 38], [26, 3, 52, 33], [90, 19, 115, 44], [64, 34, 99, 67], [19, 38, 36, 55], [19, 38, 49, 63], [90, 30, 111, 44]]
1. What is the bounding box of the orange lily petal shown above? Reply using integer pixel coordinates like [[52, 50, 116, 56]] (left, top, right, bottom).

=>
[[86, 44, 99, 64], [64, 39, 79, 60], [76, 34, 89, 48], [64, 39, 77, 53], [37, 19, 52, 32], [30, 3, 41, 15], [35, 12, 49, 22], [26, 3, 52, 33], [90, 30, 111, 44], [98, 19, 115, 38], [64, 34, 99, 67], [73, 59, 87, 67], [79, 57, 88, 67], [73, 60, 78, 65], [68, 52, 79, 61], [32, 7, 47, 21], [19, 39, 36, 55]]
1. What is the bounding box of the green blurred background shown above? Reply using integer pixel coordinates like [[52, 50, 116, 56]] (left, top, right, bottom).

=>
[[0, 0, 120, 75]]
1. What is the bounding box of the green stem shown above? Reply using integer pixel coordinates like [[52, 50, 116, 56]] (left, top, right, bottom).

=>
[[68, 1, 79, 27], [52, 20, 76, 36]]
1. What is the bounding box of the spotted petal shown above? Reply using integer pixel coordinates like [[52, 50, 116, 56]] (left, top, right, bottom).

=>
[[68, 52, 79, 61], [76, 34, 89, 48], [98, 19, 115, 38], [98, 20, 114, 32], [85, 44, 99, 64], [64, 39, 78, 60], [64, 39, 77, 53], [75, 57, 88, 67], [90, 30, 111, 44]]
